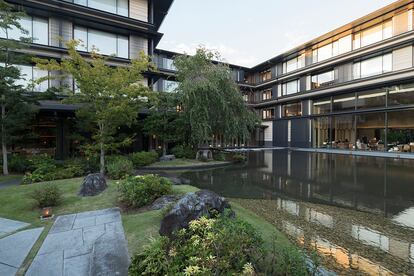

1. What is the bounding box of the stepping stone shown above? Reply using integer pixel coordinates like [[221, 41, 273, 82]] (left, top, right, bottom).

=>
[[25, 250, 63, 276], [0, 263, 18, 276], [0, 218, 30, 236], [0, 227, 43, 273]]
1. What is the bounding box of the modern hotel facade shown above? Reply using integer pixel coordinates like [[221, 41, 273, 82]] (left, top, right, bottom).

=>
[[3, 0, 414, 157]]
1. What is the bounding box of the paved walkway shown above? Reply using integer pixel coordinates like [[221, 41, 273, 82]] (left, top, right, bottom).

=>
[[0, 217, 30, 238], [26, 208, 130, 276]]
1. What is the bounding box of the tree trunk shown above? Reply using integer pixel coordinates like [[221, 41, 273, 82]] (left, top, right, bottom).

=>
[[100, 142, 105, 174], [1, 101, 8, 176]]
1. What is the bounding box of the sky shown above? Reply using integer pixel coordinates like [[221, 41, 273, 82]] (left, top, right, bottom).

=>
[[158, 0, 397, 67]]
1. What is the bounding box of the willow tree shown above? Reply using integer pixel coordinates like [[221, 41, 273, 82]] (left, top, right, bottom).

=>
[[35, 40, 153, 173], [174, 48, 259, 147], [0, 0, 37, 175]]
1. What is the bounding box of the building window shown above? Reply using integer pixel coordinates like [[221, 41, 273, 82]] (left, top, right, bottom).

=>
[[259, 70, 272, 82], [161, 58, 176, 71], [69, 0, 128, 17], [282, 80, 300, 96], [262, 89, 272, 101], [332, 94, 355, 112], [356, 89, 386, 110], [282, 102, 302, 117], [311, 70, 335, 89], [243, 94, 249, 103], [0, 16, 48, 45], [262, 109, 275, 120], [284, 54, 305, 73], [393, 10, 410, 36], [74, 26, 129, 58], [313, 98, 331, 115], [353, 53, 392, 79], [0, 63, 49, 92], [388, 83, 414, 106]]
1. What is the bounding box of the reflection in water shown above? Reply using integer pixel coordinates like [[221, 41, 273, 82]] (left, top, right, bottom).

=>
[[184, 149, 414, 274]]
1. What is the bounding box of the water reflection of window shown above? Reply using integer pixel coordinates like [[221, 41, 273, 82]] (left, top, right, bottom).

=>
[[357, 89, 386, 110], [281, 200, 300, 216], [351, 225, 389, 252], [306, 209, 334, 228]]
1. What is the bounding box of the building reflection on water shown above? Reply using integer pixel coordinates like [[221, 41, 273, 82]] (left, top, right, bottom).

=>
[[184, 149, 414, 274]]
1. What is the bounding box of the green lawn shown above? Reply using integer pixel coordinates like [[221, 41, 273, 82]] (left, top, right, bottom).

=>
[[147, 158, 228, 168], [0, 178, 294, 273]]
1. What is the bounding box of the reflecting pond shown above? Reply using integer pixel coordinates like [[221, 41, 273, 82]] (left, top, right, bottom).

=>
[[183, 149, 414, 275]]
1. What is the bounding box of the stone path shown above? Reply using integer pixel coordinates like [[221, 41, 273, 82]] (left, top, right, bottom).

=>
[[0, 217, 30, 238], [0, 227, 43, 276], [26, 208, 130, 276], [0, 178, 22, 189]]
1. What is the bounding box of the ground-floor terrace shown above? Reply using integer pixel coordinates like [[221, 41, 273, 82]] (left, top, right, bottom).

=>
[[263, 81, 414, 154]]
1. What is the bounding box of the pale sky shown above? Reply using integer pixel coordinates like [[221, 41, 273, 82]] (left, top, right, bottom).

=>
[[158, 0, 397, 67]]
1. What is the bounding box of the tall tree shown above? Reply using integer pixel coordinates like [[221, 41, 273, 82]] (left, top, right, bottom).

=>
[[174, 48, 260, 147], [0, 0, 37, 175], [143, 92, 186, 156], [35, 40, 154, 174]]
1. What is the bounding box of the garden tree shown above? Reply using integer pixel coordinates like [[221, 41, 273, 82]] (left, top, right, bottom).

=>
[[143, 92, 186, 156], [0, 0, 37, 175], [174, 48, 260, 147], [35, 40, 154, 174]]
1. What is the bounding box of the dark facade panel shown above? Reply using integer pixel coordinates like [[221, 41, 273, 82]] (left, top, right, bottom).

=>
[[291, 118, 310, 148], [274, 120, 288, 147]]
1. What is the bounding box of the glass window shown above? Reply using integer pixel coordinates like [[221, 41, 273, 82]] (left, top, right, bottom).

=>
[[354, 54, 392, 79], [117, 0, 129, 17], [383, 20, 393, 39], [357, 89, 386, 109], [317, 43, 333, 62], [313, 98, 331, 115], [74, 26, 87, 51], [283, 80, 299, 95], [338, 35, 352, 54], [15, 65, 32, 88], [285, 54, 304, 73], [14, 65, 49, 92], [311, 70, 335, 89], [32, 17, 48, 45], [393, 10, 409, 36], [356, 112, 385, 151], [33, 67, 49, 92], [332, 115, 355, 148], [313, 117, 330, 148], [383, 53, 392, 73], [117, 35, 129, 59], [388, 83, 414, 106], [262, 109, 275, 119], [282, 102, 302, 117], [387, 110, 414, 148], [1, 16, 48, 46], [74, 0, 129, 17], [164, 80, 178, 93], [262, 90, 272, 101], [333, 95, 356, 112], [361, 24, 383, 47], [353, 33, 361, 50]]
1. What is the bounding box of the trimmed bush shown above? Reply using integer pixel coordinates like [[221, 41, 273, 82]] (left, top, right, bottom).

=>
[[129, 151, 158, 167], [232, 153, 247, 163], [170, 145, 195, 159], [118, 174, 172, 209], [129, 215, 264, 275], [106, 156, 134, 180], [30, 183, 62, 208], [64, 157, 98, 174]]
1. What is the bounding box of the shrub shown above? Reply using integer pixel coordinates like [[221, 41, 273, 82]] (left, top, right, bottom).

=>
[[30, 183, 62, 208], [213, 152, 227, 161], [232, 153, 247, 163], [27, 154, 56, 171], [106, 156, 134, 180], [129, 151, 158, 167], [118, 174, 172, 209], [171, 145, 195, 159], [22, 162, 58, 184], [64, 157, 98, 174], [129, 215, 264, 275], [9, 154, 30, 173]]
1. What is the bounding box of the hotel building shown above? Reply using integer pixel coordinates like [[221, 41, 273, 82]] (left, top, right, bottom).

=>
[[3, 0, 414, 157]]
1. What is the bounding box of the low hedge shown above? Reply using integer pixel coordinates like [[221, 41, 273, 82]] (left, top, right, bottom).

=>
[[129, 151, 158, 167]]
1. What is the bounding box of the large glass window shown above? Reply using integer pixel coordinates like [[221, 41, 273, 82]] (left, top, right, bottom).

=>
[[313, 117, 330, 148], [262, 89, 272, 101], [313, 98, 331, 115], [356, 89, 386, 110], [259, 70, 272, 82], [163, 80, 178, 93], [282, 102, 302, 117], [393, 10, 410, 36], [356, 112, 386, 151], [333, 94, 355, 112], [387, 110, 414, 151], [285, 54, 305, 73], [71, 0, 129, 17], [388, 83, 414, 106], [0, 16, 48, 45], [74, 26, 129, 58], [4, 64, 49, 92], [262, 108, 275, 120], [283, 80, 300, 96], [332, 115, 355, 149], [353, 53, 392, 79], [311, 70, 335, 89], [361, 24, 383, 47]]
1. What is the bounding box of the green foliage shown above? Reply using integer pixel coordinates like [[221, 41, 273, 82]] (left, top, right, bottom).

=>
[[9, 154, 30, 173], [0, 0, 37, 175], [170, 145, 195, 159], [30, 183, 62, 208], [106, 155, 134, 180], [118, 174, 172, 209], [35, 40, 154, 174], [267, 246, 309, 275], [129, 216, 263, 275], [232, 153, 247, 163], [174, 47, 260, 147], [63, 157, 99, 174], [213, 152, 227, 161], [129, 151, 158, 167]]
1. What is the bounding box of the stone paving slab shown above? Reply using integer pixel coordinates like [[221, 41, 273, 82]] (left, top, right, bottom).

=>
[[0, 218, 30, 237], [26, 208, 130, 276], [0, 227, 43, 276]]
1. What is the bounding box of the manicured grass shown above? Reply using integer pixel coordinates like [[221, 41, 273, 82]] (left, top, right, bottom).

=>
[[148, 158, 228, 168]]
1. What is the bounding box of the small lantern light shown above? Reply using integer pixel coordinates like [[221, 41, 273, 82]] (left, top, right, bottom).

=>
[[41, 207, 53, 220]]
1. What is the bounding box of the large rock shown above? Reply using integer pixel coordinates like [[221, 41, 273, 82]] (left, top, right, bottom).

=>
[[149, 195, 182, 210], [78, 173, 107, 197], [159, 190, 233, 237]]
